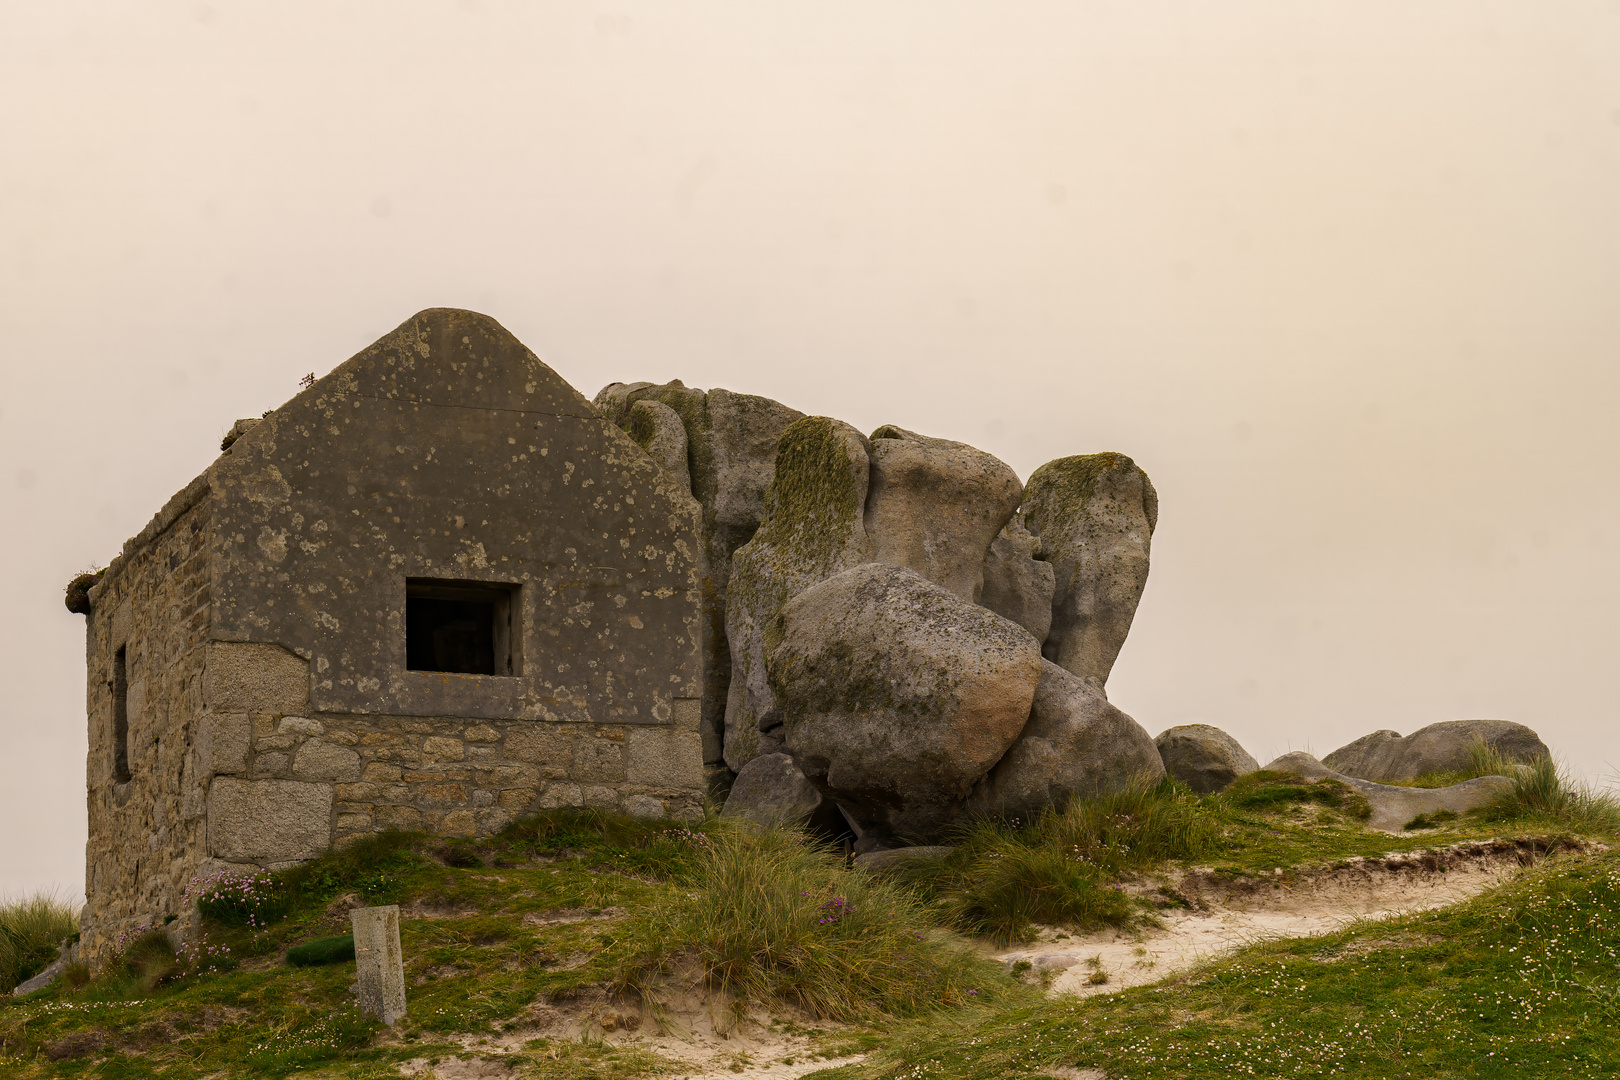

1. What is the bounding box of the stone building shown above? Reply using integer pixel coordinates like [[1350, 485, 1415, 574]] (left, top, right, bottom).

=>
[[72, 309, 704, 967]]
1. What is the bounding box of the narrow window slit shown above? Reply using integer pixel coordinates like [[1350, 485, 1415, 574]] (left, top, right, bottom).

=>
[[112, 646, 131, 784]]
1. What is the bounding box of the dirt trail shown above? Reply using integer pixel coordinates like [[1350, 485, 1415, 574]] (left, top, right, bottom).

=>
[[397, 838, 1586, 1080], [1000, 837, 1584, 999]]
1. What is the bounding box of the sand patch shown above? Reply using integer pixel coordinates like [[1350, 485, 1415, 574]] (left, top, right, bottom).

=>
[[1001, 837, 1592, 999]]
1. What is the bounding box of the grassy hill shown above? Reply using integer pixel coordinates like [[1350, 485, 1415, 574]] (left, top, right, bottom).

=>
[[3, 763, 1617, 1079]]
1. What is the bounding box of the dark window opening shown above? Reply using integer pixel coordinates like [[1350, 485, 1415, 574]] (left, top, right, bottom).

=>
[[406, 579, 519, 676], [112, 646, 131, 784]]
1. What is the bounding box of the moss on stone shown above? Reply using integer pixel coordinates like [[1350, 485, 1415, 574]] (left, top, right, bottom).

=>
[[755, 417, 863, 565], [1022, 452, 1140, 536], [64, 569, 104, 615]]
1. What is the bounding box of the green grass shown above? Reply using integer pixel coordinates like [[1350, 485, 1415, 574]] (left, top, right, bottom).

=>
[[0, 892, 79, 993], [4, 773, 1619, 1079], [804, 846, 1620, 1079], [612, 823, 1018, 1021]]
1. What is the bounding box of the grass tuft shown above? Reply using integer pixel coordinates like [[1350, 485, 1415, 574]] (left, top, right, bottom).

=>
[[0, 891, 80, 993], [894, 777, 1225, 945], [1480, 754, 1620, 835], [285, 934, 355, 967], [613, 823, 1018, 1020]]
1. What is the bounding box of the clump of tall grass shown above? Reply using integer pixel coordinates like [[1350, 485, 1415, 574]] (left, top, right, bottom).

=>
[[897, 776, 1224, 945], [1480, 752, 1620, 835], [612, 823, 1017, 1021], [1403, 738, 1540, 788], [0, 891, 80, 993]]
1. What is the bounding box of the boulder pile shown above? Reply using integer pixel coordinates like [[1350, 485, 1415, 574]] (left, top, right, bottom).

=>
[[596, 381, 1163, 846], [598, 379, 1555, 846]]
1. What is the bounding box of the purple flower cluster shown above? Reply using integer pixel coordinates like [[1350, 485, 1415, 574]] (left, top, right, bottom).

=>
[[183, 869, 282, 930], [804, 891, 855, 926]]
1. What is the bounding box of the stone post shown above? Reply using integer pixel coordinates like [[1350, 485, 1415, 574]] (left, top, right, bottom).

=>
[[351, 905, 406, 1026]]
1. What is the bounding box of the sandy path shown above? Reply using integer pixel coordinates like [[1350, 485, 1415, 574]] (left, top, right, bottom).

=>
[[1001, 838, 1573, 999], [399, 840, 1585, 1080]]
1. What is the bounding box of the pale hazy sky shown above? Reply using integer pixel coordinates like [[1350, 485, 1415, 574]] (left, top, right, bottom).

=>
[[4, 2, 1619, 899]]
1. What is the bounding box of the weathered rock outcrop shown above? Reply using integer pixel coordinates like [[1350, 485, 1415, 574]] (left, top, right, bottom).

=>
[[767, 562, 1042, 843], [622, 398, 691, 491], [863, 425, 1023, 601], [1156, 724, 1260, 794], [1020, 453, 1157, 689], [724, 418, 875, 768], [1323, 720, 1551, 782], [1264, 751, 1514, 832], [975, 518, 1055, 645], [968, 660, 1164, 821], [596, 380, 805, 765], [720, 752, 825, 829]]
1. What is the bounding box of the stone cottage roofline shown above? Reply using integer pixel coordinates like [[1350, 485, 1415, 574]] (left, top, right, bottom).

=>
[[87, 307, 607, 611]]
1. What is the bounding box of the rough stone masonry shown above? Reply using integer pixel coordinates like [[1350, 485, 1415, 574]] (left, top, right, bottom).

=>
[[69, 309, 705, 970]]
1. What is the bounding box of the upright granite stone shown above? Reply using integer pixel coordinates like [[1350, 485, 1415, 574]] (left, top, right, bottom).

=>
[[976, 518, 1055, 645], [1155, 724, 1260, 794], [723, 417, 874, 769], [1323, 720, 1552, 782], [766, 562, 1042, 843], [863, 425, 1023, 601], [969, 660, 1164, 821], [597, 380, 805, 765], [352, 905, 407, 1026], [1020, 453, 1157, 689]]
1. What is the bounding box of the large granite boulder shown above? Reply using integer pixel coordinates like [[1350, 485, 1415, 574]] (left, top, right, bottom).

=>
[[767, 562, 1042, 843], [596, 380, 804, 765], [1020, 453, 1157, 689], [863, 425, 1023, 601], [968, 660, 1164, 821], [976, 518, 1055, 645], [1264, 751, 1514, 833], [1155, 724, 1260, 794], [720, 752, 824, 829], [1323, 720, 1551, 782], [724, 417, 875, 769]]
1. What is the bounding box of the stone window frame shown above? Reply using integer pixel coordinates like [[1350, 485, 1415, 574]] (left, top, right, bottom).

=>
[[404, 577, 522, 678]]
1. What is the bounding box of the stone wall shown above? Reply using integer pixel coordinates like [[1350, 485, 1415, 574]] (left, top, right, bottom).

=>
[[197, 639, 705, 869], [80, 482, 214, 970]]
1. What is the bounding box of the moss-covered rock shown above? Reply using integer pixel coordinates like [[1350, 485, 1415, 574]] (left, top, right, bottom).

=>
[[724, 417, 874, 770], [863, 425, 1023, 601], [1019, 452, 1157, 688], [767, 562, 1041, 844], [968, 659, 1163, 821]]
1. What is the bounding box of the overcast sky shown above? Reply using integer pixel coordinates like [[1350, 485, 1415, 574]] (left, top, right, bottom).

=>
[[4, 1, 1619, 900]]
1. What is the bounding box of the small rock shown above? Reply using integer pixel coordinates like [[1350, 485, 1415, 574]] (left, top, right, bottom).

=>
[[1156, 724, 1260, 794], [721, 753, 825, 828]]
